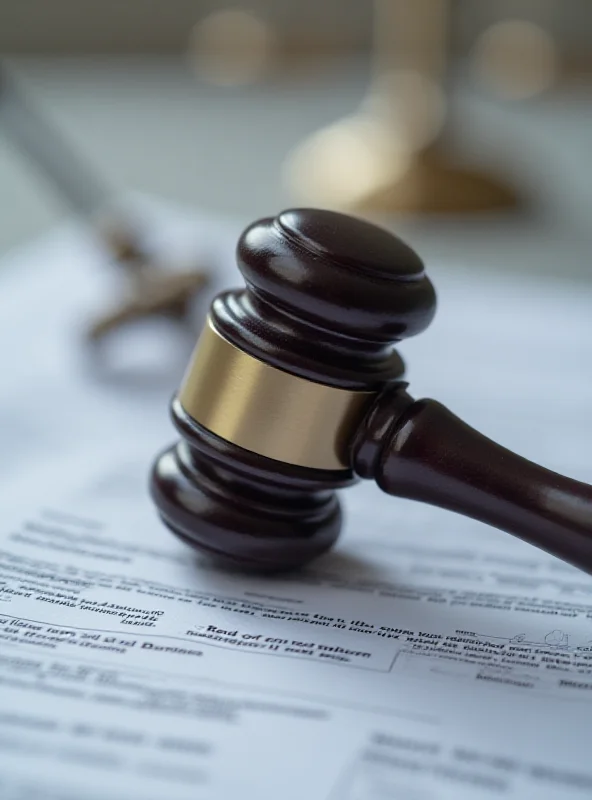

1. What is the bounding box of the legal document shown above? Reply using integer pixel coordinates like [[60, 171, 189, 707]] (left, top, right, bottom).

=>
[[1, 202, 592, 799]]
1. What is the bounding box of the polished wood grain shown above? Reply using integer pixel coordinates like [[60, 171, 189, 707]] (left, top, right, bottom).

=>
[[150, 208, 592, 573], [352, 384, 592, 573], [151, 397, 352, 572], [213, 207, 436, 389]]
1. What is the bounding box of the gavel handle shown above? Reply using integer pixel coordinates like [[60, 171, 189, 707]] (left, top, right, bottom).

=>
[[352, 387, 592, 574]]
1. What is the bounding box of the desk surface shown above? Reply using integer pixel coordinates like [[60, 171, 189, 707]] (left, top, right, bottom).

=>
[[1, 191, 592, 800]]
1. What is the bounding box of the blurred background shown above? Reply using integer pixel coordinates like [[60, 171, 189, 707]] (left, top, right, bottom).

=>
[[0, 0, 591, 281]]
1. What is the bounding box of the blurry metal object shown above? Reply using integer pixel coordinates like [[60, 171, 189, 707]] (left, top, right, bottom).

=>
[[87, 221, 209, 343], [0, 63, 209, 343], [188, 8, 276, 86], [471, 19, 559, 101], [284, 0, 519, 214]]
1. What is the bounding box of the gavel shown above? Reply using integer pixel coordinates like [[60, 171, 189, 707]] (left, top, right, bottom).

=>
[[150, 208, 592, 573]]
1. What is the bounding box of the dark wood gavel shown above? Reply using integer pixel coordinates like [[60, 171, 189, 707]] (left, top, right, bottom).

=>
[[150, 209, 592, 572]]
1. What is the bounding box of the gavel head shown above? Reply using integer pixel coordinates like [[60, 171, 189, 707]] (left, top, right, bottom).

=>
[[150, 208, 436, 571]]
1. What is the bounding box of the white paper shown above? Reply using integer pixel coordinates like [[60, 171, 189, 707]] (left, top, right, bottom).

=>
[[1, 202, 592, 799]]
